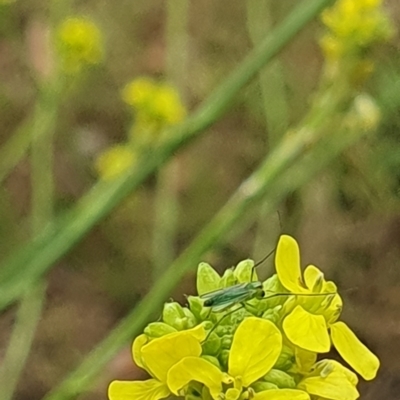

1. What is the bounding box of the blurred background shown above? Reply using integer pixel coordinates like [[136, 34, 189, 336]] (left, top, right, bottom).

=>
[[0, 0, 400, 399]]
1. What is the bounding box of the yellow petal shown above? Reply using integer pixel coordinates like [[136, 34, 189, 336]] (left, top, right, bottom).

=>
[[229, 317, 282, 387], [167, 356, 225, 400], [141, 328, 203, 382], [253, 388, 310, 400], [299, 370, 359, 400], [132, 334, 149, 369], [108, 379, 170, 400], [275, 235, 307, 293], [283, 306, 330, 353], [330, 321, 380, 380], [304, 265, 324, 291]]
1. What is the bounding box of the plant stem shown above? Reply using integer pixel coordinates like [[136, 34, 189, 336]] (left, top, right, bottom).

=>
[[152, 0, 189, 278], [0, 0, 334, 312], [246, 0, 289, 267]]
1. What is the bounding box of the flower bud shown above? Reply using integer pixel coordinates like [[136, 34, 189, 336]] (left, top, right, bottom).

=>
[[221, 334, 233, 349], [262, 306, 282, 324], [187, 295, 203, 321], [197, 262, 221, 295], [263, 369, 296, 389], [202, 332, 221, 356], [183, 308, 197, 328], [143, 322, 177, 338], [263, 275, 288, 308], [251, 382, 278, 392], [234, 259, 255, 283], [274, 345, 295, 371], [162, 302, 186, 330], [201, 355, 221, 368], [219, 349, 230, 370], [220, 268, 236, 288]]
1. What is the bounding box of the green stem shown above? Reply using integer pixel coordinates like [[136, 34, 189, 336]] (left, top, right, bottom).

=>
[[246, 0, 290, 265], [0, 0, 334, 312], [0, 77, 62, 400], [42, 85, 366, 400], [151, 0, 189, 278]]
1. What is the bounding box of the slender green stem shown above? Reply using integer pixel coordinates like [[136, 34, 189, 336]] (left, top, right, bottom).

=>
[[0, 77, 62, 400], [0, 282, 46, 400], [42, 84, 367, 400], [152, 0, 189, 277], [246, 0, 290, 265], [0, 0, 334, 312]]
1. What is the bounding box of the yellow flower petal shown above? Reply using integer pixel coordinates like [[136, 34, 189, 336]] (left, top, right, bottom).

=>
[[229, 317, 282, 387], [141, 328, 203, 382], [283, 306, 330, 353], [132, 334, 148, 369], [167, 356, 225, 400], [108, 379, 170, 400], [330, 321, 380, 380], [253, 388, 310, 400], [304, 265, 324, 291], [275, 235, 307, 293], [298, 370, 359, 400]]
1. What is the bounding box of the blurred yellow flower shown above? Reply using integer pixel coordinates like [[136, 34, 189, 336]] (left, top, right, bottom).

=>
[[320, 0, 393, 61], [95, 145, 135, 181], [122, 77, 186, 144], [55, 16, 103, 74]]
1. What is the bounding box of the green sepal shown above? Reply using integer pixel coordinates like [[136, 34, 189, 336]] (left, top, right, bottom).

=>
[[143, 322, 177, 338], [263, 369, 296, 388], [202, 332, 221, 356]]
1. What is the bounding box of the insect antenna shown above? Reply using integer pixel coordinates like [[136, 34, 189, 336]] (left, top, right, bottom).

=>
[[250, 247, 275, 281]]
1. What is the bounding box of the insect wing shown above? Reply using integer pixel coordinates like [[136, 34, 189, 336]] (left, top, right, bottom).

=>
[[211, 292, 254, 312]]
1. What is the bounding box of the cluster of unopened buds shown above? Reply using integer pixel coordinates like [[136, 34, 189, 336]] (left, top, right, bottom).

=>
[[108, 235, 379, 400]]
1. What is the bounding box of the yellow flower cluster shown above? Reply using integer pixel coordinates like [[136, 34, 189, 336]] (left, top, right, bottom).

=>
[[95, 78, 185, 181], [108, 235, 379, 400], [320, 0, 392, 62], [55, 17, 103, 74], [122, 77, 186, 143]]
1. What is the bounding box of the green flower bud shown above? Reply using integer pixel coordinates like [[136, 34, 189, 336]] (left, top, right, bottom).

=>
[[163, 302, 186, 330], [220, 268, 236, 288], [263, 369, 296, 389], [197, 262, 221, 295], [262, 305, 282, 324], [274, 345, 295, 371], [202, 332, 221, 356], [262, 274, 288, 308], [144, 322, 177, 338], [201, 355, 221, 368], [219, 349, 230, 370], [215, 325, 231, 337], [251, 382, 278, 393], [221, 335, 233, 349], [183, 308, 197, 328], [187, 295, 204, 321], [201, 386, 213, 400], [234, 259, 255, 283]]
